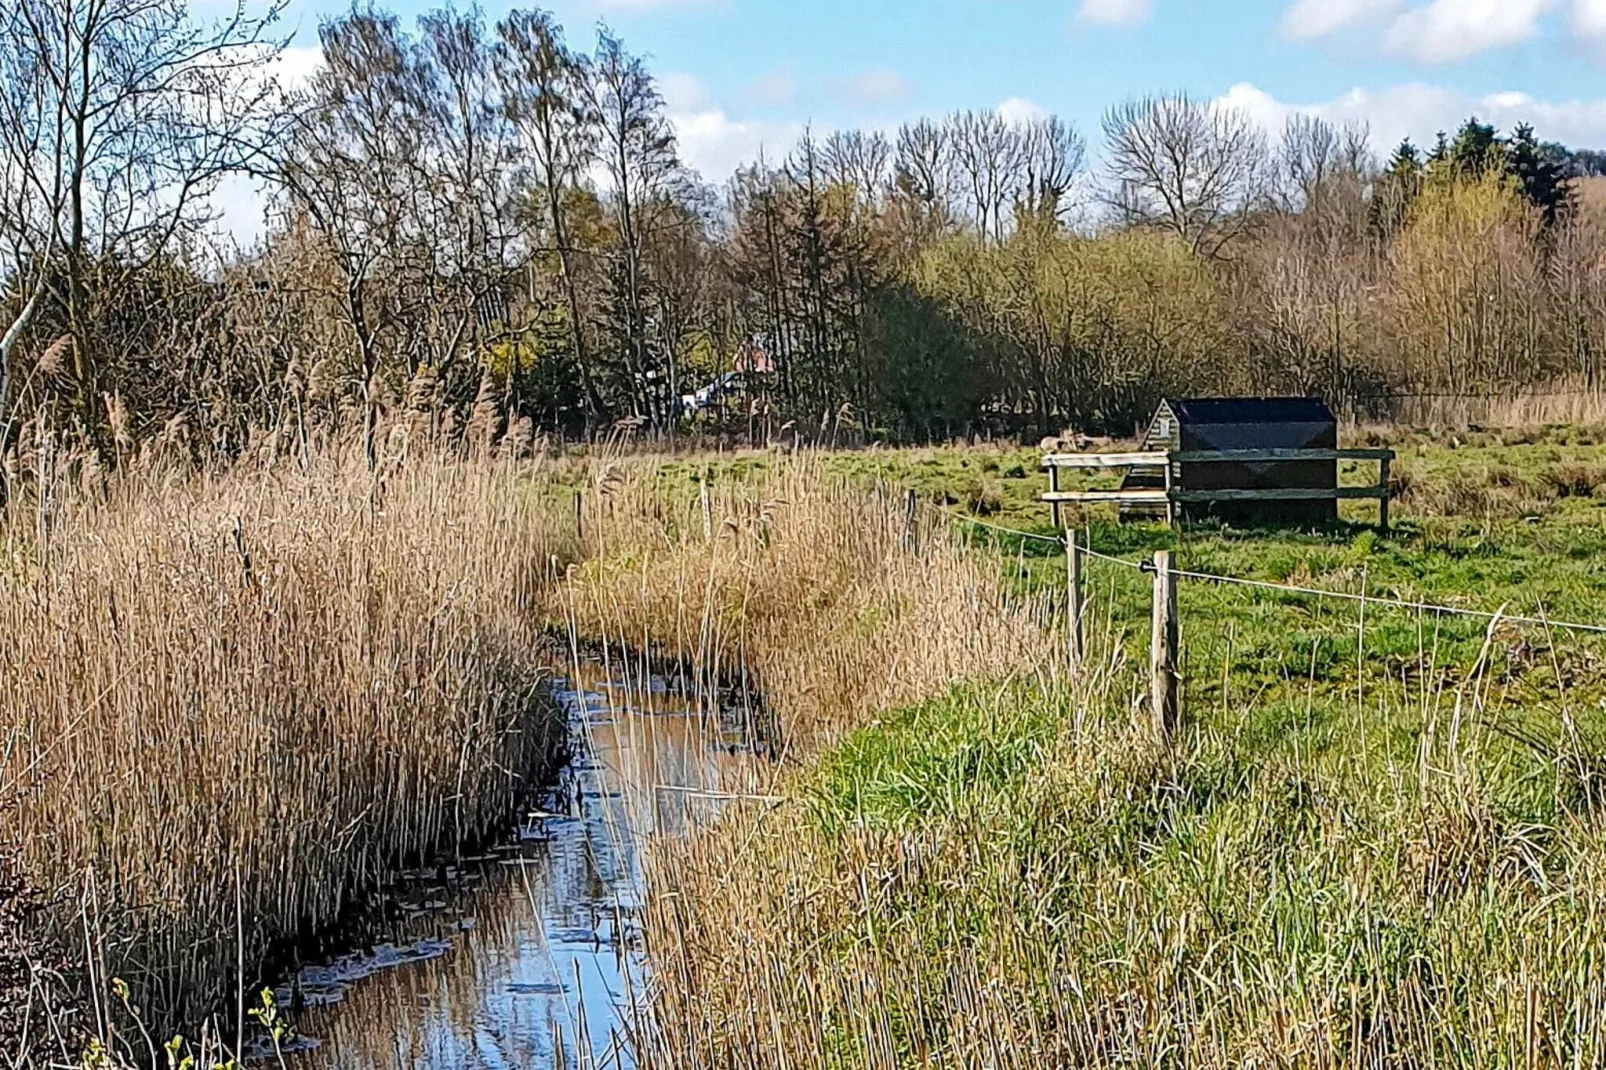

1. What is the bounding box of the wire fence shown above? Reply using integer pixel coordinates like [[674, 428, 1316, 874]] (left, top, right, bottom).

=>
[[941, 507, 1606, 637]]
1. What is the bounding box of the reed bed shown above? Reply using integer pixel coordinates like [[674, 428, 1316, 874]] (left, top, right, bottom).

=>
[[564, 456, 1061, 749], [0, 448, 575, 1048]]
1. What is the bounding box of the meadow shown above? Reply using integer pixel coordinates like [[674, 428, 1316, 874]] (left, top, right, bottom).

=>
[[11, 425, 1606, 1066], [634, 427, 1606, 1069]]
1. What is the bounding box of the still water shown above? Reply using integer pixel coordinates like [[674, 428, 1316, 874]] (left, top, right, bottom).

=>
[[271, 658, 758, 1068]]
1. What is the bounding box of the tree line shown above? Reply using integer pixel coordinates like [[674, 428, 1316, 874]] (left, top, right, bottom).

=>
[[4, 0, 1606, 466]]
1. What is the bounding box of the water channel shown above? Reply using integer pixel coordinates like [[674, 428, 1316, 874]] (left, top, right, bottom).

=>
[[270, 656, 761, 1068]]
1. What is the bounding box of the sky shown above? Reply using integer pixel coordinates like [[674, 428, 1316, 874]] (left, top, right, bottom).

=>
[[259, 0, 1606, 194]]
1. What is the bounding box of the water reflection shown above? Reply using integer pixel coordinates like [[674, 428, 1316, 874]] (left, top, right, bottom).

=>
[[278, 660, 756, 1069]]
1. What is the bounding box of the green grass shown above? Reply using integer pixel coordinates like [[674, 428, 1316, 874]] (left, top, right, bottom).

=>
[[802, 683, 1062, 833], [635, 437, 1606, 764]]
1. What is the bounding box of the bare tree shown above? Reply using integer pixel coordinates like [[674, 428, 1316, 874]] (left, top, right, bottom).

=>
[[495, 8, 602, 425], [0, 23, 56, 444], [588, 28, 681, 427], [894, 118, 950, 216], [823, 129, 891, 207], [948, 109, 1026, 242], [1278, 114, 1372, 212], [1018, 116, 1086, 228], [0, 0, 286, 436], [279, 8, 430, 467], [413, 8, 519, 382], [1103, 94, 1267, 259]]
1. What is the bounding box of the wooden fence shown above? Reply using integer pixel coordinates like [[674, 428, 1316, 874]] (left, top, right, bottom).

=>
[[1043, 448, 1397, 530]]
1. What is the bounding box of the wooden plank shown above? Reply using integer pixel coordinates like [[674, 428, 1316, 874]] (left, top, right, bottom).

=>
[[1379, 456, 1392, 533], [1150, 550, 1180, 747], [1050, 487, 1385, 504], [1042, 452, 1169, 469], [1044, 489, 1171, 504], [1066, 531, 1083, 676], [1171, 487, 1385, 502], [1171, 448, 1396, 463]]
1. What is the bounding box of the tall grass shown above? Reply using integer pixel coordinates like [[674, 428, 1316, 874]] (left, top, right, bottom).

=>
[[609, 455, 1606, 1068], [1351, 375, 1606, 432], [638, 634, 1606, 1067], [0, 446, 575, 1043], [562, 456, 1061, 748]]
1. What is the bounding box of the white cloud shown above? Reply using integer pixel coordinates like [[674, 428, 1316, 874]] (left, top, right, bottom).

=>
[[997, 97, 1050, 126], [824, 68, 911, 109], [1279, 0, 1400, 41], [271, 45, 323, 91], [1577, 0, 1606, 46], [1218, 80, 1606, 156], [662, 74, 803, 178], [1382, 0, 1552, 63], [1077, 0, 1152, 28], [659, 72, 712, 113]]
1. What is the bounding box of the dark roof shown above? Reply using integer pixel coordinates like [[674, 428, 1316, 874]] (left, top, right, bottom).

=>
[[1164, 397, 1334, 426]]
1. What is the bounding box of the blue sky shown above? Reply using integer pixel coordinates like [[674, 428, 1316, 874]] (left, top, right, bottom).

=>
[[268, 0, 1606, 182]]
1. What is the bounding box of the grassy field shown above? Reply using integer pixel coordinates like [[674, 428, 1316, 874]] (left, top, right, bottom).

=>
[[636, 430, 1606, 1068]]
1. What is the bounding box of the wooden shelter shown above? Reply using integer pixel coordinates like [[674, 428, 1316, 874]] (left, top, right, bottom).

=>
[[1043, 397, 1394, 530]]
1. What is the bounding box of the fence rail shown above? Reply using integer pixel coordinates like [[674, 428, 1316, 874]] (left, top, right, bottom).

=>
[[1042, 446, 1397, 529]]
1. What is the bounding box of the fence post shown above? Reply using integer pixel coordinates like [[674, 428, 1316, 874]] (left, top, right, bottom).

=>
[[574, 489, 584, 543], [700, 480, 713, 543], [1049, 462, 1062, 532], [1066, 530, 1084, 677], [1163, 456, 1177, 527], [903, 489, 918, 554], [1150, 550, 1180, 746], [1378, 456, 1392, 533]]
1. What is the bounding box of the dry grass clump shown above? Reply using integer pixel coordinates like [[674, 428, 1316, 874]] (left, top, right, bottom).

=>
[[0, 448, 574, 1034], [1394, 462, 1551, 518], [1540, 460, 1606, 499], [562, 456, 1059, 748]]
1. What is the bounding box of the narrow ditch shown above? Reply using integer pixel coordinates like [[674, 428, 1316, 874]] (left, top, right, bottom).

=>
[[252, 650, 768, 1068]]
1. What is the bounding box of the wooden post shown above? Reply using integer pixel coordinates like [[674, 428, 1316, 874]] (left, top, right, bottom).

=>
[[1049, 462, 1062, 531], [903, 488, 918, 554], [1066, 530, 1084, 676], [700, 480, 713, 542], [1163, 456, 1177, 527], [1150, 550, 1180, 746], [1378, 456, 1392, 533], [574, 489, 584, 542]]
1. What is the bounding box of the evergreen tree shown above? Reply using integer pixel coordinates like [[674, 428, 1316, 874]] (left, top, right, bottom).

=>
[[1371, 139, 1425, 239], [1507, 123, 1571, 225], [1448, 118, 1502, 177]]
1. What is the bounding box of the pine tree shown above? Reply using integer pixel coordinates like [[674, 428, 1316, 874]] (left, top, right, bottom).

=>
[[1448, 118, 1502, 177], [1371, 139, 1425, 239], [1507, 123, 1571, 225]]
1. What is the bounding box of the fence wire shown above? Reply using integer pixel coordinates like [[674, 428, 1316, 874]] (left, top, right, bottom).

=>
[[940, 508, 1606, 637]]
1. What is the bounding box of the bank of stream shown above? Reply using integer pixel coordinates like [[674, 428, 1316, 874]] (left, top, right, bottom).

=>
[[260, 653, 765, 1068]]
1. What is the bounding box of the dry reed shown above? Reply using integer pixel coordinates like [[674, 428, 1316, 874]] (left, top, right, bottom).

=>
[[562, 456, 1061, 749], [0, 446, 575, 1043]]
